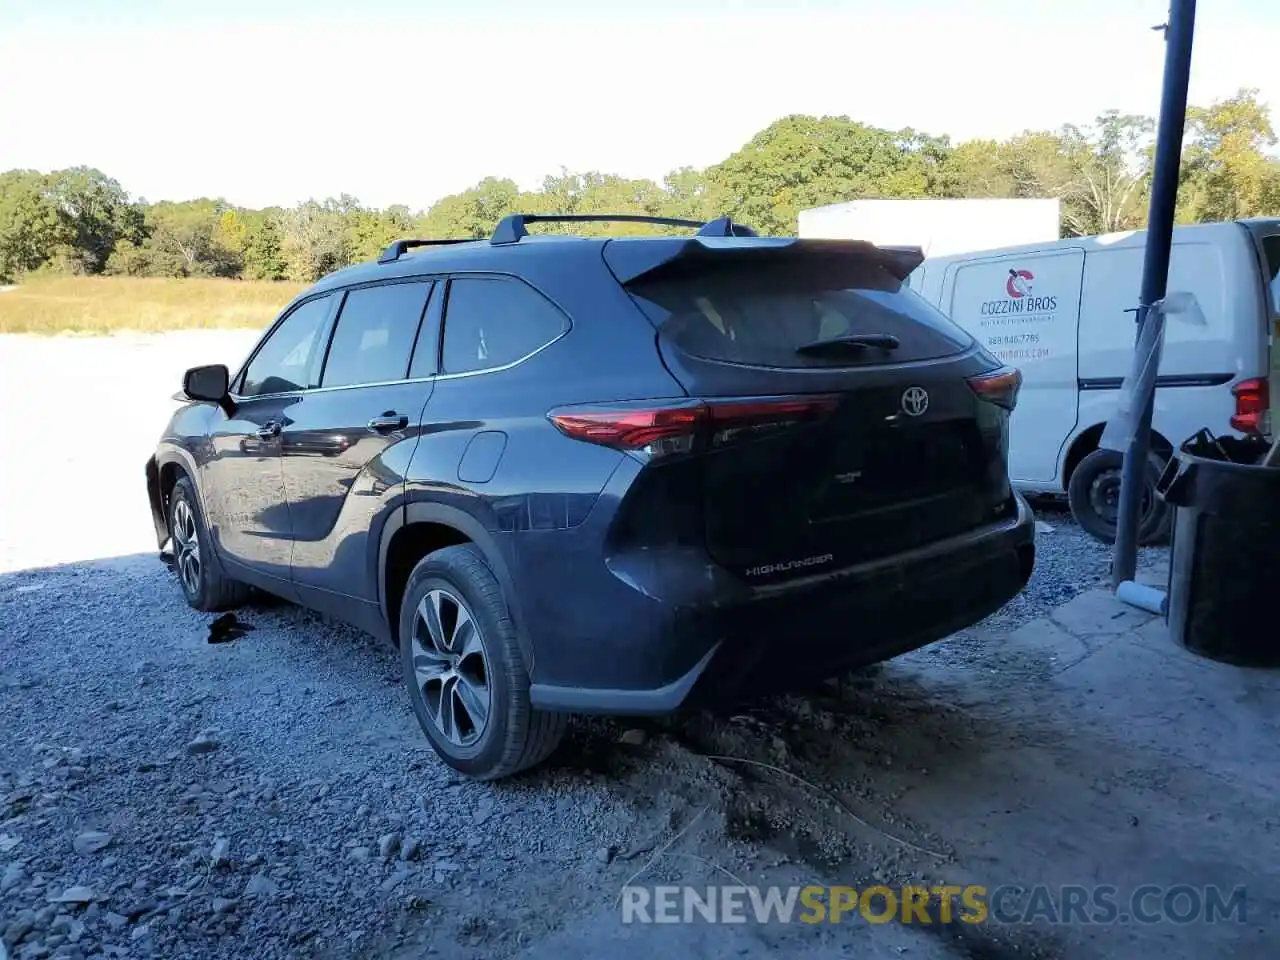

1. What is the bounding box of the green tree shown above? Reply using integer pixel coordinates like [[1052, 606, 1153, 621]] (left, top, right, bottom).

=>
[[707, 115, 941, 234], [938, 139, 1018, 199], [6, 91, 1280, 281], [659, 166, 724, 223], [345, 202, 414, 263], [980, 112, 1154, 237], [1178, 88, 1280, 222], [418, 177, 521, 239], [1057, 112, 1154, 235], [243, 213, 287, 280], [102, 240, 153, 276], [278, 200, 350, 282], [0, 170, 67, 280], [45, 167, 143, 273], [106, 199, 241, 277]]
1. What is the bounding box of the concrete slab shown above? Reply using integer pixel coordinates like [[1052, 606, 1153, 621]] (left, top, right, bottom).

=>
[[1003, 617, 1091, 674], [881, 591, 1280, 959], [1050, 588, 1155, 638]]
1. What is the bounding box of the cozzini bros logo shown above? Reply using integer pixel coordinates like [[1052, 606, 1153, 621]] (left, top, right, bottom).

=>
[[980, 268, 1058, 316]]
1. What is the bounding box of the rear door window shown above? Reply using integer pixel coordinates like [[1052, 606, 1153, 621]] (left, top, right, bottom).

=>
[[625, 257, 973, 368], [441, 277, 568, 374], [320, 281, 433, 388]]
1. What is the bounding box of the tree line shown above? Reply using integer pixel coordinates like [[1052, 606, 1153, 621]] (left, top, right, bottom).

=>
[[1, 88, 1276, 285]]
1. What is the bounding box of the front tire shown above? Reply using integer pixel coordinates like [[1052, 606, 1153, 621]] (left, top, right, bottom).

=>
[[1067, 448, 1172, 546], [399, 545, 566, 780], [168, 477, 251, 611]]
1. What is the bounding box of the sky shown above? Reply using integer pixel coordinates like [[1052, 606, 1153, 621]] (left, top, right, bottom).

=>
[[1, 0, 1277, 211]]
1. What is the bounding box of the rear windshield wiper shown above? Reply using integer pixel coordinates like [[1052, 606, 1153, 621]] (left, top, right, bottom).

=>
[[795, 333, 901, 356]]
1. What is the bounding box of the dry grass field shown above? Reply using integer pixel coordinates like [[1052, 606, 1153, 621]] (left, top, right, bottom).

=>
[[0, 276, 305, 334]]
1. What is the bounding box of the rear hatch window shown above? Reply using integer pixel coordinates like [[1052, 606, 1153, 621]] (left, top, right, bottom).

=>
[[622, 254, 974, 368]]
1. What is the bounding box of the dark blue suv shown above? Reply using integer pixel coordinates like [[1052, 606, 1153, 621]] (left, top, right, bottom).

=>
[[145, 214, 1035, 779]]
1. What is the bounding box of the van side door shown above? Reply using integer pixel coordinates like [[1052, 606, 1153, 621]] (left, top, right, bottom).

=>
[[945, 249, 1085, 484]]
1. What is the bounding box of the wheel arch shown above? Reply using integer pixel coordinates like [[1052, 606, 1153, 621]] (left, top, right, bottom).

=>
[[150, 446, 204, 545], [379, 502, 532, 667], [1060, 422, 1174, 492]]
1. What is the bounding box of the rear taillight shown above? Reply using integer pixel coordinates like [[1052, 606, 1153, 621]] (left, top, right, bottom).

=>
[[705, 396, 840, 447], [1230, 377, 1270, 434], [967, 367, 1022, 411], [548, 395, 840, 458], [546, 401, 704, 458]]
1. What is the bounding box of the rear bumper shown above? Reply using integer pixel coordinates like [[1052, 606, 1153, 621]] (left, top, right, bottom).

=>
[[528, 492, 1036, 714]]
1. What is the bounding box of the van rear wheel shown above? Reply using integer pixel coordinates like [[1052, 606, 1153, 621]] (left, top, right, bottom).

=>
[[1067, 448, 1172, 546]]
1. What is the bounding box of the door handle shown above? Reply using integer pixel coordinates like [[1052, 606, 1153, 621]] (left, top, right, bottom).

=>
[[368, 413, 409, 433], [256, 421, 281, 440]]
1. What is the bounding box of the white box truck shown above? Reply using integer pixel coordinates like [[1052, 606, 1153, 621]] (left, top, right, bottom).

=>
[[798, 198, 1061, 258], [912, 219, 1279, 544]]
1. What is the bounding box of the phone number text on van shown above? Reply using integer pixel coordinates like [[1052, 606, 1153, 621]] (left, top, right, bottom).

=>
[[987, 333, 1041, 347]]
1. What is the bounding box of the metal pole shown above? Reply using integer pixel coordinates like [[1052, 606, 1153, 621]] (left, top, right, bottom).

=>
[[1111, 0, 1196, 589]]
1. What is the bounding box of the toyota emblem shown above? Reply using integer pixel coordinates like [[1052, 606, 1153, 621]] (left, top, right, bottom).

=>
[[901, 386, 929, 417]]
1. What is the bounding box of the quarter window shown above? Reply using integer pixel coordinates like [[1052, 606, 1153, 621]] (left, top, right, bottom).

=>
[[321, 281, 434, 388], [240, 295, 334, 397], [441, 278, 568, 374]]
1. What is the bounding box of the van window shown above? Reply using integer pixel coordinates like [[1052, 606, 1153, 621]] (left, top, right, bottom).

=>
[[1262, 236, 1280, 316]]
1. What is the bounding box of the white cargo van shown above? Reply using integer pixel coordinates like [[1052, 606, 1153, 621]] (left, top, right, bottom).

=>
[[912, 219, 1279, 544]]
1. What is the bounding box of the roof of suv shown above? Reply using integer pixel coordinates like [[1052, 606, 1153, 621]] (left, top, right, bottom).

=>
[[306, 213, 927, 300], [310, 236, 579, 293], [308, 213, 761, 295]]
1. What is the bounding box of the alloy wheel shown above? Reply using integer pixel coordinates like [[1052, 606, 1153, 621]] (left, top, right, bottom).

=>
[[171, 499, 202, 597], [410, 588, 491, 748]]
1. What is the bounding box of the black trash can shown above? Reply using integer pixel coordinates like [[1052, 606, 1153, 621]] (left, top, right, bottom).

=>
[[1158, 434, 1280, 666]]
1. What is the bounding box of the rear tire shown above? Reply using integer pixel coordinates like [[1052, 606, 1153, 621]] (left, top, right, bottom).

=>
[[399, 544, 566, 780], [168, 477, 252, 611], [1067, 448, 1172, 546]]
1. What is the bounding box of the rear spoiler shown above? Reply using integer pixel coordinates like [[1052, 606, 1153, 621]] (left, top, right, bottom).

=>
[[602, 237, 925, 286]]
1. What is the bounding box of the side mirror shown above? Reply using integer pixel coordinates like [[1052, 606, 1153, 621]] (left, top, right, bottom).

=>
[[183, 364, 230, 402]]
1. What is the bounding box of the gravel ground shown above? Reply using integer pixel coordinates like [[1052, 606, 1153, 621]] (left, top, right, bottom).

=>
[[1, 332, 1178, 960]]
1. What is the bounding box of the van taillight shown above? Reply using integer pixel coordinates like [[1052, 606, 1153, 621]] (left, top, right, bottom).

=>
[[967, 367, 1022, 411], [1230, 377, 1270, 433], [548, 395, 840, 458]]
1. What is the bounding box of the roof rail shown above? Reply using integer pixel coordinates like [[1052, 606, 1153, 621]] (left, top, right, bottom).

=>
[[489, 213, 758, 245], [376, 238, 475, 265]]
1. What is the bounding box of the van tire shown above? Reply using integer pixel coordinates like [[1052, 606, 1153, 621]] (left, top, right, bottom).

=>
[[1067, 448, 1172, 546]]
